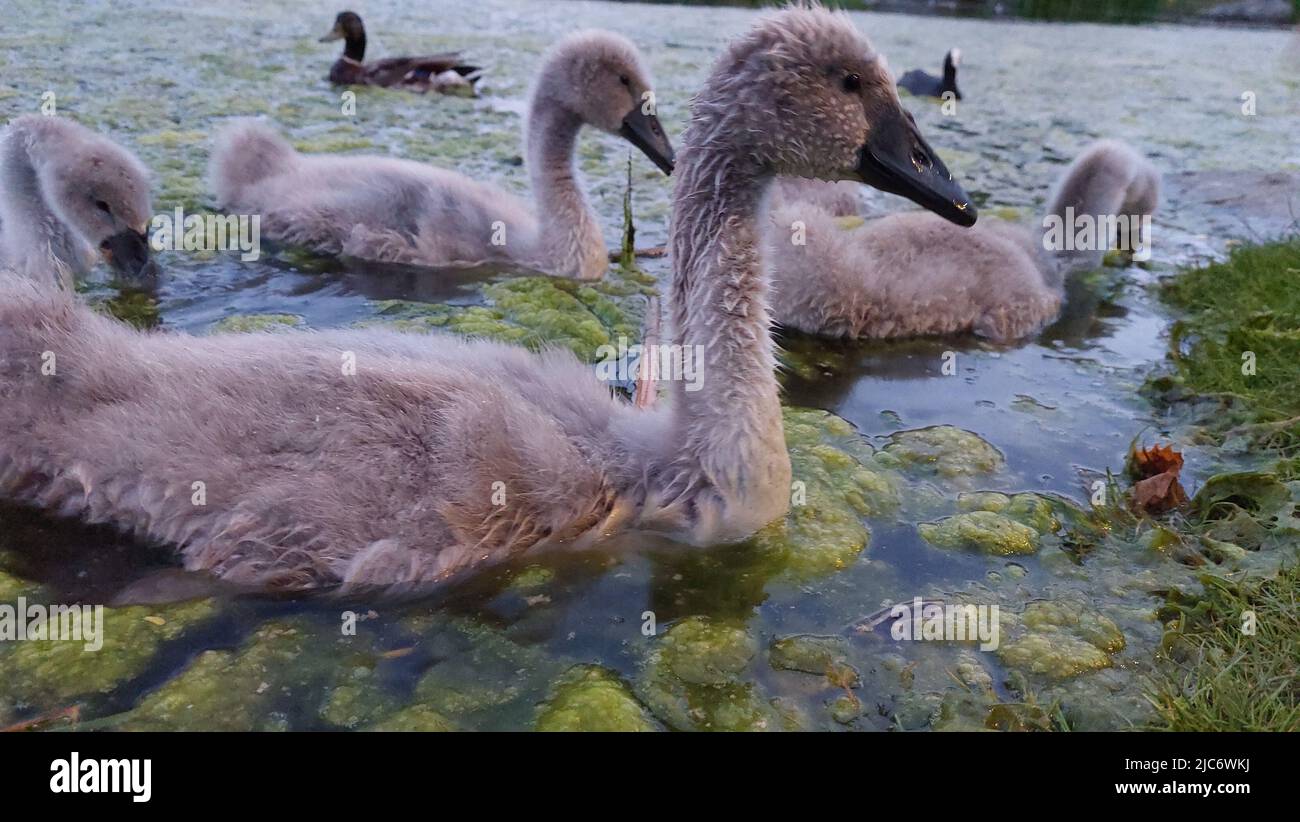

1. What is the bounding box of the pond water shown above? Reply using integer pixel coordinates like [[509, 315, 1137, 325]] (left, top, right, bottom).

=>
[[1, 0, 1298, 730]]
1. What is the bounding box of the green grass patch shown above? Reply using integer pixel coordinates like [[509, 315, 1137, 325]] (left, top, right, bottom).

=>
[[1159, 240, 1300, 452], [1148, 565, 1300, 731], [1142, 241, 1300, 731]]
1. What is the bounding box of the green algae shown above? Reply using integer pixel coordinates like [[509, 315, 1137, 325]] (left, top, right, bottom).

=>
[[119, 619, 324, 731], [636, 667, 792, 732], [87, 289, 162, 330], [921, 490, 1064, 555], [319, 668, 398, 730], [410, 618, 559, 725], [954, 650, 995, 695], [768, 634, 861, 688], [210, 313, 306, 334], [507, 565, 555, 590], [996, 600, 1126, 680], [776, 337, 860, 382], [920, 510, 1041, 556], [750, 407, 900, 576], [535, 665, 657, 732], [106, 616, 393, 731], [891, 689, 947, 730], [656, 616, 756, 686], [829, 694, 862, 724], [291, 132, 375, 154], [1022, 600, 1126, 653], [958, 491, 1061, 534], [135, 129, 207, 149], [884, 426, 1005, 480], [364, 704, 458, 732], [635, 616, 797, 731], [0, 567, 40, 601], [999, 632, 1113, 679], [367, 272, 648, 363], [4, 598, 218, 708]]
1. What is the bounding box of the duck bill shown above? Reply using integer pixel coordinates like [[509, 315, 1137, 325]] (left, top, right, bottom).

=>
[[619, 107, 675, 176], [318, 25, 344, 43], [854, 108, 976, 227], [101, 228, 159, 282]]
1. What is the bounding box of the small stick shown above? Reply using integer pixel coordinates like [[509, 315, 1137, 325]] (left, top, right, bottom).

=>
[[1, 705, 80, 733], [608, 245, 667, 262], [620, 154, 636, 267]]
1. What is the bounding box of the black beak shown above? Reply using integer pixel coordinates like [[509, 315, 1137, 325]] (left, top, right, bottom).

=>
[[101, 229, 159, 282], [854, 107, 976, 227], [619, 106, 675, 176]]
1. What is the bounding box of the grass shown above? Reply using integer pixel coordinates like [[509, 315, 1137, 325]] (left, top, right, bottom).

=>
[[1143, 240, 1300, 731], [1160, 240, 1300, 452], [1148, 565, 1300, 731]]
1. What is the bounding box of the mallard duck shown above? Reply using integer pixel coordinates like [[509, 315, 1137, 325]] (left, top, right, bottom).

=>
[[319, 11, 482, 95], [212, 30, 674, 280], [1, 6, 972, 593], [0, 115, 155, 287]]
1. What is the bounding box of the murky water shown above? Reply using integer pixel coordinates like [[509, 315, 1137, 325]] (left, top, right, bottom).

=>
[[1, 0, 1298, 731]]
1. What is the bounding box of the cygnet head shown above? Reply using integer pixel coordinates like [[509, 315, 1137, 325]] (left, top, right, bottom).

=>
[[693, 4, 975, 226], [532, 30, 675, 175], [33, 118, 157, 279]]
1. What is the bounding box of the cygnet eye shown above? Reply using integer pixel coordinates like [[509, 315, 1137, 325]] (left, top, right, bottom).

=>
[[842, 73, 862, 93], [94, 199, 112, 215], [619, 75, 631, 87]]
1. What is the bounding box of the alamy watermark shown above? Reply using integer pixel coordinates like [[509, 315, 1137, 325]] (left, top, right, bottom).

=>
[[1042, 207, 1153, 261], [0, 598, 104, 652], [888, 597, 1000, 652], [595, 336, 705, 392], [149, 207, 262, 262], [50, 752, 151, 802]]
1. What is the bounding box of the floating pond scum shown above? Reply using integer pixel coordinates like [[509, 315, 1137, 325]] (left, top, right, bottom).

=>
[[0, 0, 1298, 757]]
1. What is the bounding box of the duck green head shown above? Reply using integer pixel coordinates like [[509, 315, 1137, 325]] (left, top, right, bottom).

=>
[[320, 11, 366, 59]]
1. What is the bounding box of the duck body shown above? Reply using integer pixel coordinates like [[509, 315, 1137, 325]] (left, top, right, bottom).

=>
[[321, 11, 481, 95], [327, 54, 481, 94]]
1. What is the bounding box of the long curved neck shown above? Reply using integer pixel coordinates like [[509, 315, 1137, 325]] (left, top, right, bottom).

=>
[[664, 136, 789, 525], [525, 92, 604, 280], [343, 30, 366, 62], [0, 121, 91, 285]]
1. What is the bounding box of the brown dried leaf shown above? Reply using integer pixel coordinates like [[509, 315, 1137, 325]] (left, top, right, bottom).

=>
[[1129, 443, 1184, 481], [1133, 470, 1188, 514]]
